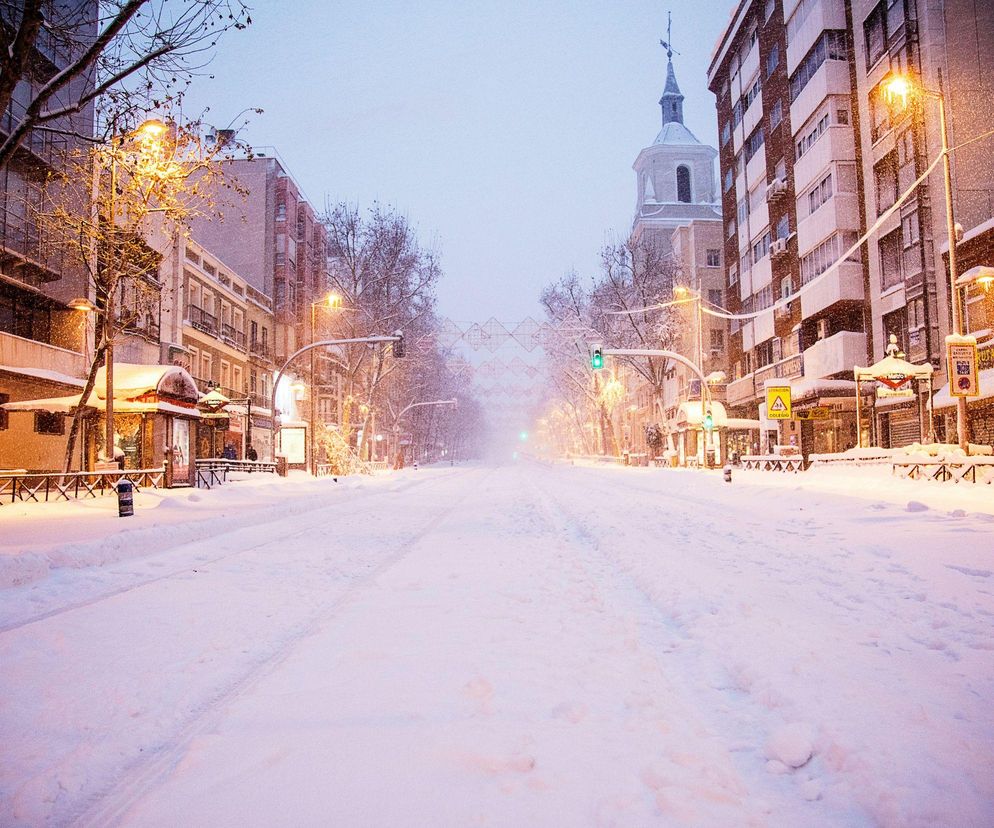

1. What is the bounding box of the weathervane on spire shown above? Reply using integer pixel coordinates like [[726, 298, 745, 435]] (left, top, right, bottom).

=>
[[660, 11, 680, 60]]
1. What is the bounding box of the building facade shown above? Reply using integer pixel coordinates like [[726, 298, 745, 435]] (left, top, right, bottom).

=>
[[708, 0, 994, 456]]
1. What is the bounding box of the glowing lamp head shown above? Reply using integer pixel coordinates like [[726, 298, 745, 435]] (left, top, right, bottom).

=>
[[327, 293, 342, 308], [883, 74, 913, 111], [703, 410, 714, 432], [136, 119, 168, 138]]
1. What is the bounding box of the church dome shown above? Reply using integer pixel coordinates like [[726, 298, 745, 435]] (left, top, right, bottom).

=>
[[654, 121, 705, 146]]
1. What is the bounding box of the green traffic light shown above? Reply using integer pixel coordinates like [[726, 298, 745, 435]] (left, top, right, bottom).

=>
[[703, 412, 714, 432], [591, 352, 603, 369], [519, 430, 529, 441]]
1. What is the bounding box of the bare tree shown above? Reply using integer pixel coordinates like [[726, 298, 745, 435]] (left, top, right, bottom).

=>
[[0, 0, 250, 169], [588, 235, 681, 427], [37, 115, 243, 471], [322, 202, 442, 459]]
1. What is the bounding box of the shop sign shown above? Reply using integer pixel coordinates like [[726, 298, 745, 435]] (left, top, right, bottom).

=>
[[279, 426, 307, 464], [766, 386, 792, 420], [876, 386, 915, 399], [947, 342, 980, 397], [795, 407, 832, 420]]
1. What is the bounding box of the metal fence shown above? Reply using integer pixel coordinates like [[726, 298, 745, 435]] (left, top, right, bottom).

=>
[[0, 469, 165, 504]]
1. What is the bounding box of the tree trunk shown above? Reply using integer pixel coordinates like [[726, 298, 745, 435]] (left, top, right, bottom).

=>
[[62, 340, 107, 473]]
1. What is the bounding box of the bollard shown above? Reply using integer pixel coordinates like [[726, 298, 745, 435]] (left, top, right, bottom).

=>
[[723, 464, 732, 483], [117, 478, 134, 516]]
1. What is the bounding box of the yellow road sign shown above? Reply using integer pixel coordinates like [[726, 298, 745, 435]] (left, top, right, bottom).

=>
[[766, 385, 792, 419]]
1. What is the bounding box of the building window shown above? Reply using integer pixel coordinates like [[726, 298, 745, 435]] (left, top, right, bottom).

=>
[[874, 152, 898, 214], [796, 112, 829, 159], [745, 126, 765, 162], [864, 2, 887, 70], [766, 43, 780, 78], [709, 288, 723, 306], [706, 249, 721, 267], [0, 393, 7, 430], [721, 121, 731, 146], [34, 412, 64, 435], [737, 195, 750, 225], [790, 30, 848, 102], [776, 214, 791, 240], [807, 172, 834, 215], [764, 0, 776, 22], [677, 166, 692, 203], [902, 211, 920, 247], [879, 228, 903, 290], [727, 219, 736, 239], [724, 167, 733, 193], [752, 230, 772, 263], [710, 329, 725, 350], [729, 265, 739, 286], [276, 202, 286, 222], [770, 99, 782, 129]]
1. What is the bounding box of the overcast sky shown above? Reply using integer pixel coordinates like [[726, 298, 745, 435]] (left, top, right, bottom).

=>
[[183, 0, 739, 325]]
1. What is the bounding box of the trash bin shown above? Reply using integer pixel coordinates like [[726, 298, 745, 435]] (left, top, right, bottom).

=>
[[117, 478, 134, 517], [275, 455, 288, 477]]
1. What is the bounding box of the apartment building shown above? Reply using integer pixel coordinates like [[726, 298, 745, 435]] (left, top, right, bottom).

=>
[[0, 1, 96, 471], [158, 235, 277, 459], [710, 0, 994, 455], [848, 0, 994, 446]]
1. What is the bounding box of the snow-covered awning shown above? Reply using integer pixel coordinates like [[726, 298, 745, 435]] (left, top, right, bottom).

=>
[[932, 367, 994, 409], [1, 362, 201, 417], [854, 354, 933, 384]]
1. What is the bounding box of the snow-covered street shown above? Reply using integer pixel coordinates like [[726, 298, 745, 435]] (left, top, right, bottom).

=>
[[2, 463, 993, 826]]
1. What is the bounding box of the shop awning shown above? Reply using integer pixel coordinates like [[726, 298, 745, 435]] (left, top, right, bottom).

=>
[[1, 362, 201, 418]]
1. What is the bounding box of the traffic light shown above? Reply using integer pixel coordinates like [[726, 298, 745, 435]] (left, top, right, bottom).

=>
[[591, 344, 604, 370], [392, 331, 405, 357], [703, 408, 714, 432]]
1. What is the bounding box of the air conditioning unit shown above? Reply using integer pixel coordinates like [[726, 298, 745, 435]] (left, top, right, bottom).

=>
[[770, 238, 787, 257], [816, 319, 830, 340], [766, 177, 787, 200]]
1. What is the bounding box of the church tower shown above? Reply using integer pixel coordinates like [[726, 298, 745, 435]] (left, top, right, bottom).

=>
[[631, 16, 720, 250]]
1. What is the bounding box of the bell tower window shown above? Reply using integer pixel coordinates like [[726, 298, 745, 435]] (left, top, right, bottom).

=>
[[676, 165, 692, 203]]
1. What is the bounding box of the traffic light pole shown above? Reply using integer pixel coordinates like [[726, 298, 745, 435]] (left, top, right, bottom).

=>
[[599, 347, 715, 467], [271, 333, 403, 471]]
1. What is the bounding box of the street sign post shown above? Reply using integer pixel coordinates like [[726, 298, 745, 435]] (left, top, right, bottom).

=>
[[947, 341, 979, 397]]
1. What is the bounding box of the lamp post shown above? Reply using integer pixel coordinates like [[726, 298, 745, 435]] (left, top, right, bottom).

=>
[[99, 118, 171, 466], [884, 73, 969, 451], [673, 284, 713, 466], [309, 293, 343, 474]]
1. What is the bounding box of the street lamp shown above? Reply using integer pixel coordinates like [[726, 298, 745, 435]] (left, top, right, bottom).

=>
[[883, 71, 970, 451], [674, 284, 714, 467], [309, 293, 345, 474]]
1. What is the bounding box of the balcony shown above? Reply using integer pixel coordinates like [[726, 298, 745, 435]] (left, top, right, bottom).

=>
[[797, 193, 860, 255], [786, 3, 848, 75], [800, 261, 864, 318], [789, 60, 851, 138], [754, 353, 804, 387], [0, 330, 85, 383], [802, 331, 867, 378], [727, 373, 757, 406], [188, 305, 218, 336], [793, 126, 856, 194], [221, 323, 247, 351], [249, 340, 272, 362]]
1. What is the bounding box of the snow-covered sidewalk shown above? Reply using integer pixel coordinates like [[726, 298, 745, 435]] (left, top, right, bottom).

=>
[[1, 463, 992, 825]]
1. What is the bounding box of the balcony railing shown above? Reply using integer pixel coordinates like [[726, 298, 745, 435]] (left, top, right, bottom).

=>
[[249, 340, 271, 361], [188, 304, 218, 335], [754, 354, 804, 387], [221, 323, 247, 351]]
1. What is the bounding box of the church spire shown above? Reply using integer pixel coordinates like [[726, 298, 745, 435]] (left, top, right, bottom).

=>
[[658, 12, 684, 127]]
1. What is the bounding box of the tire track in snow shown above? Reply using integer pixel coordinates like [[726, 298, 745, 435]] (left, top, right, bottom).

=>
[[523, 466, 861, 825], [0, 468, 464, 634], [68, 467, 494, 828]]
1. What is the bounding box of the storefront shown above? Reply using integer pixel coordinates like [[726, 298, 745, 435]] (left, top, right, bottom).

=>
[[3, 363, 201, 485]]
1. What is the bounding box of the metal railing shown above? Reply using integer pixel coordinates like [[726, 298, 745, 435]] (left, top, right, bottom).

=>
[[0, 468, 165, 504], [221, 323, 247, 350], [249, 340, 271, 360], [188, 305, 218, 335], [194, 458, 278, 488], [892, 458, 994, 484]]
